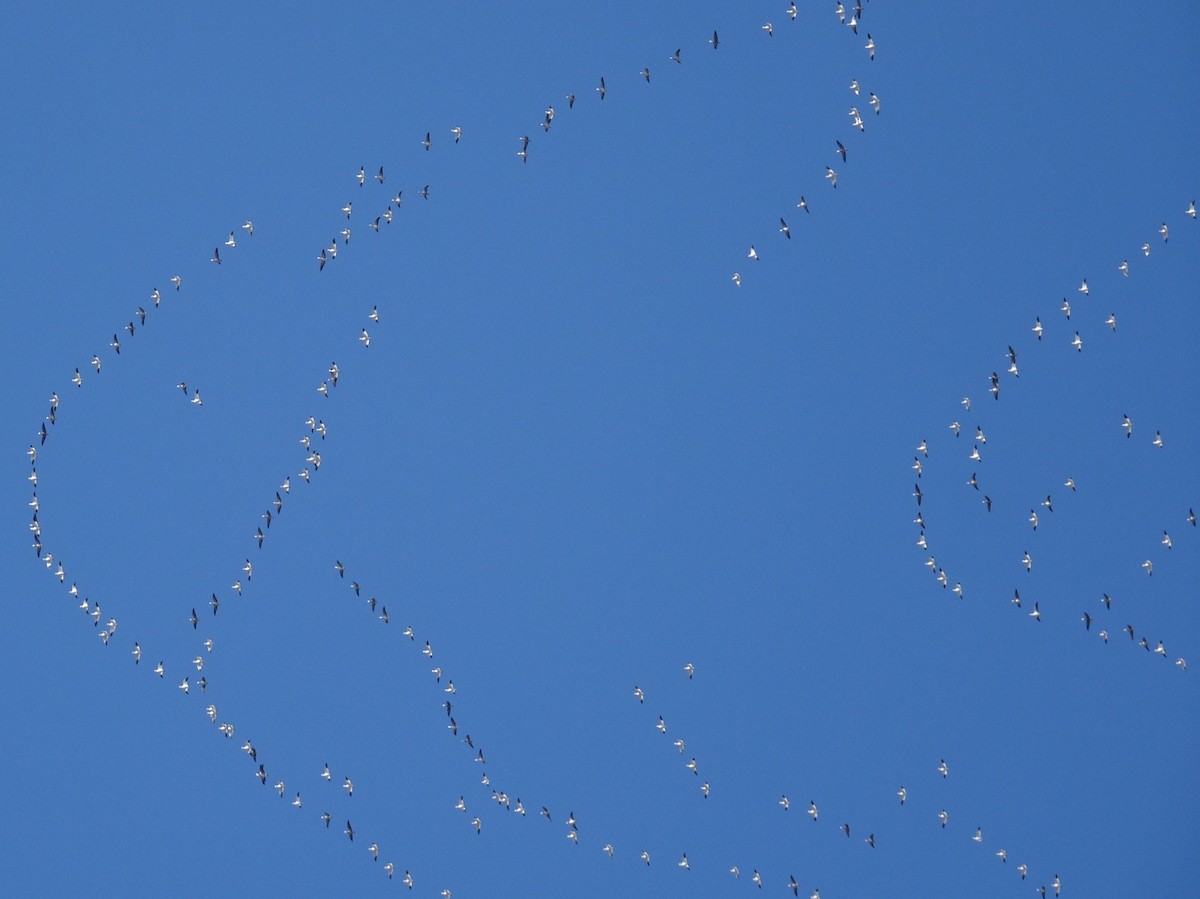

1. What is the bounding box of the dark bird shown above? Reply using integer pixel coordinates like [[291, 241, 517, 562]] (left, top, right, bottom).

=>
[[710, 30, 719, 49], [836, 140, 847, 162]]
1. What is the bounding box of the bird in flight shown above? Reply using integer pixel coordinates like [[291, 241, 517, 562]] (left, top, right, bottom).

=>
[[710, 30, 719, 49]]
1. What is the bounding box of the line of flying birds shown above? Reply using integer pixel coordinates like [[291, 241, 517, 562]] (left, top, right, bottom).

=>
[[22, 3, 1196, 895]]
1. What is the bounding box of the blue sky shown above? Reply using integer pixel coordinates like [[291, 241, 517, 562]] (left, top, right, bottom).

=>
[[3, 2, 1198, 897]]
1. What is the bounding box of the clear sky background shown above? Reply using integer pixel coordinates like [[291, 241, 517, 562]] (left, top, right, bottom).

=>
[[3, 3, 1198, 897]]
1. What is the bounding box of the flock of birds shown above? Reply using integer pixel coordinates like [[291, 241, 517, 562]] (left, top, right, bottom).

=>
[[22, 2, 1196, 896], [908, 205, 1196, 673]]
